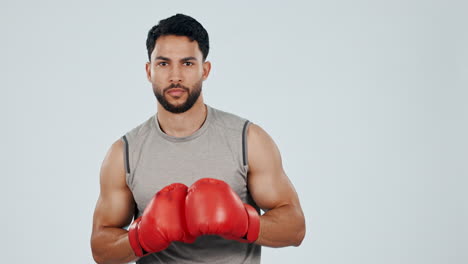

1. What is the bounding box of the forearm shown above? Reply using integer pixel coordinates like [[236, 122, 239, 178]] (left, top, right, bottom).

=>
[[254, 204, 306, 247], [91, 227, 138, 264]]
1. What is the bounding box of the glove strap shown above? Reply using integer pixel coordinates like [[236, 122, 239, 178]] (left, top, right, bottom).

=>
[[244, 204, 260, 243], [128, 217, 148, 257]]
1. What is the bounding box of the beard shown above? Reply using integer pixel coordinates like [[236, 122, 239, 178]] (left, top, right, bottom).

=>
[[153, 79, 202, 114]]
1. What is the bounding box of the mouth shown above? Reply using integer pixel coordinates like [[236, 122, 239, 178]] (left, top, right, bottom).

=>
[[166, 88, 186, 97]]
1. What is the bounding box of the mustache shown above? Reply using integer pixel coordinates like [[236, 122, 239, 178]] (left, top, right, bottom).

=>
[[163, 83, 189, 93]]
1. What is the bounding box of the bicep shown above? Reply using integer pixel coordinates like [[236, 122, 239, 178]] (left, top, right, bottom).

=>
[[92, 139, 135, 234], [246, 124, 301, 211]]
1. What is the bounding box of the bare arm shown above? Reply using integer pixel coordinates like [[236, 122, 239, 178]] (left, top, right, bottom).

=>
[[90, 139, 139, 264], [247, 124, 306, 247]]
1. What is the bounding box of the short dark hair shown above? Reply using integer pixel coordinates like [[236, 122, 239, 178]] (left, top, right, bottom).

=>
[[146, 13, 210, 61]]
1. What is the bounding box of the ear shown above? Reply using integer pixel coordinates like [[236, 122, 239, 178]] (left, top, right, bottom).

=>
[[202, 61, 212, 81], [145, 62, 151, 82]]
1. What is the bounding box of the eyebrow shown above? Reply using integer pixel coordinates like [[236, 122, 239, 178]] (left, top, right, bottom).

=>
[[155, 56, 197, 62]]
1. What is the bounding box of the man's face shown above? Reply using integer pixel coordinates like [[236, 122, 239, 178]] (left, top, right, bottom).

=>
[[146, 35, 211, 113]]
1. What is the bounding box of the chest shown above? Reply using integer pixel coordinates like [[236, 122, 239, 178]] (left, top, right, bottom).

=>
[[130, 139, 247, 214]]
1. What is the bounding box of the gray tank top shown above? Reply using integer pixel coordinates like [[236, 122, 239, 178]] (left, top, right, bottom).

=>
[[121, 104, 261, 264]]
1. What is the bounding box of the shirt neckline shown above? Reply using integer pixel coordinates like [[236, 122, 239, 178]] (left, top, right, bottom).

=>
[[153, 104, 212, 143]]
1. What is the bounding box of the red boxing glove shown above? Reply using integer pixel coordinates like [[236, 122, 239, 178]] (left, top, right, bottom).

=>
[[128, 183, 196, 257], [185, 178, 260, 243]]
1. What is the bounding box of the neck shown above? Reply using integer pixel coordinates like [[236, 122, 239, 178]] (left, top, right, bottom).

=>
[[156, 97, 207, 138]]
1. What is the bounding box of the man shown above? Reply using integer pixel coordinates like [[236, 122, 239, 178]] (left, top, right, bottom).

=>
[[91, 13, 305, 264]]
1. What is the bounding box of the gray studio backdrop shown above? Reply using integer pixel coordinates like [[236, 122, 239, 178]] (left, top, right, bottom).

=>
[[1, 0, 467, 263]]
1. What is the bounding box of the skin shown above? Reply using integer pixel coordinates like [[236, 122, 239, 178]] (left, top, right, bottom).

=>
[[90, 35, 306, 264]]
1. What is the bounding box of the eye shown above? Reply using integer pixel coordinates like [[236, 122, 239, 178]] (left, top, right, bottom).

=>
[[184, 61, 194, 66], [158, 62, 168, 66]]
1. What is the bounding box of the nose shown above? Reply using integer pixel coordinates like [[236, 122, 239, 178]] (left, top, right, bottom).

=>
[[169, 65, 182, 83]]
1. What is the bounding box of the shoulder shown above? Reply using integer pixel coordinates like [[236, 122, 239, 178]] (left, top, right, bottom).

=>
[[100, 138, 127, 189], [247, 123, 276, 147], [123, 115, 155, 142], [246, 123, 282, 171], [209, 105, 249, 131]]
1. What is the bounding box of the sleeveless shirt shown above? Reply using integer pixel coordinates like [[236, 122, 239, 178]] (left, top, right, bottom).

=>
[[121, 104, 261, 264]]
